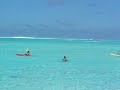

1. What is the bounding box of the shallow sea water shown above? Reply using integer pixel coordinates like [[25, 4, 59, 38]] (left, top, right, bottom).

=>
[[0, 38, 120, 90]]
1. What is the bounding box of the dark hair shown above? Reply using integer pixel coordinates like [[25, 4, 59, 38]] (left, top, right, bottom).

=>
[[64, 56, 66, 58]]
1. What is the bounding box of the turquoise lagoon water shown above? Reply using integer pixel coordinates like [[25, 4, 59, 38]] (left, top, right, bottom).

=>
[[0, 38, 120, 90]]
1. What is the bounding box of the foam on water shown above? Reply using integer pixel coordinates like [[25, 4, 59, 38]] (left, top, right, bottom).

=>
[[0, 37, 94, 40]]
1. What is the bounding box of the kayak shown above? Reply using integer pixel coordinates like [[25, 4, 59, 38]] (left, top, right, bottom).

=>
[[16, 54, 31, 56], [109, 53, 120, 56]]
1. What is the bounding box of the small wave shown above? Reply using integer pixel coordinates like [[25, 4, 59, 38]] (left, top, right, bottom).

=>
[[79, 39, 93, 40], [25, 38, 95, 41], [0, 37, 62, 40], [12, 37, 34, 39], [62, 38, 94, 41], [0, 37, 103, 41], [83, 40, 101, 42], [29, 37, 60, 40], [0, 37, 34, 39]]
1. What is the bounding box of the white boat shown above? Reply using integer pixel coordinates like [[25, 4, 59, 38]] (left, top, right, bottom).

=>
[[109, 53, 120, 56]]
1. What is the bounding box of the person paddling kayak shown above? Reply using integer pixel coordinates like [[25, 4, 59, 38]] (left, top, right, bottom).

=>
[[16, 48, 31, 56], [25, 48, 30, 56]]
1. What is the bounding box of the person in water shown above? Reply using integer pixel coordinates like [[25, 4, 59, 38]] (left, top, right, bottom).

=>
[[63, 56, 68, 62], [25, 48, 30, 56]]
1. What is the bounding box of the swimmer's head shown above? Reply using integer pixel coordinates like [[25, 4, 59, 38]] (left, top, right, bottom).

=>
[[64, 56, 66, 58]]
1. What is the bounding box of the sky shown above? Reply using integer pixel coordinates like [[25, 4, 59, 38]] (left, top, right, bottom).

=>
[[0, 0, 120, 39]]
